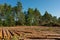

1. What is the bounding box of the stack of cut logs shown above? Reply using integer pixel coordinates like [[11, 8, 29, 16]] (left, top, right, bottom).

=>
[[0, 27, 60, 40]]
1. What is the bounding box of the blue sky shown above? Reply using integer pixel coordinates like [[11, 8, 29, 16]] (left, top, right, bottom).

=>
[[0, 0, 60, 18]]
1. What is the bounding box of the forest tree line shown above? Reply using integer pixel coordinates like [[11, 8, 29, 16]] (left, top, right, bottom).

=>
[[0, 2, 60, 27]]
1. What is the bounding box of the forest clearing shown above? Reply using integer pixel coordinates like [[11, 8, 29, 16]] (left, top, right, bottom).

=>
[[0, 0, 60, 40]]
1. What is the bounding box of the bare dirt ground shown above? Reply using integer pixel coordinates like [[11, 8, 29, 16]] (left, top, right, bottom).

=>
[[0, 26, 60, 40]]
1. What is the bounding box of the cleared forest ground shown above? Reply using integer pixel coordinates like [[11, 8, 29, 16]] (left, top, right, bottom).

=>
[[0, 26, 60, 40]]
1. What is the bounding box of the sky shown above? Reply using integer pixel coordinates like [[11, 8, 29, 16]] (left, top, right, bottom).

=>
[[0, 0, 60, 18]]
